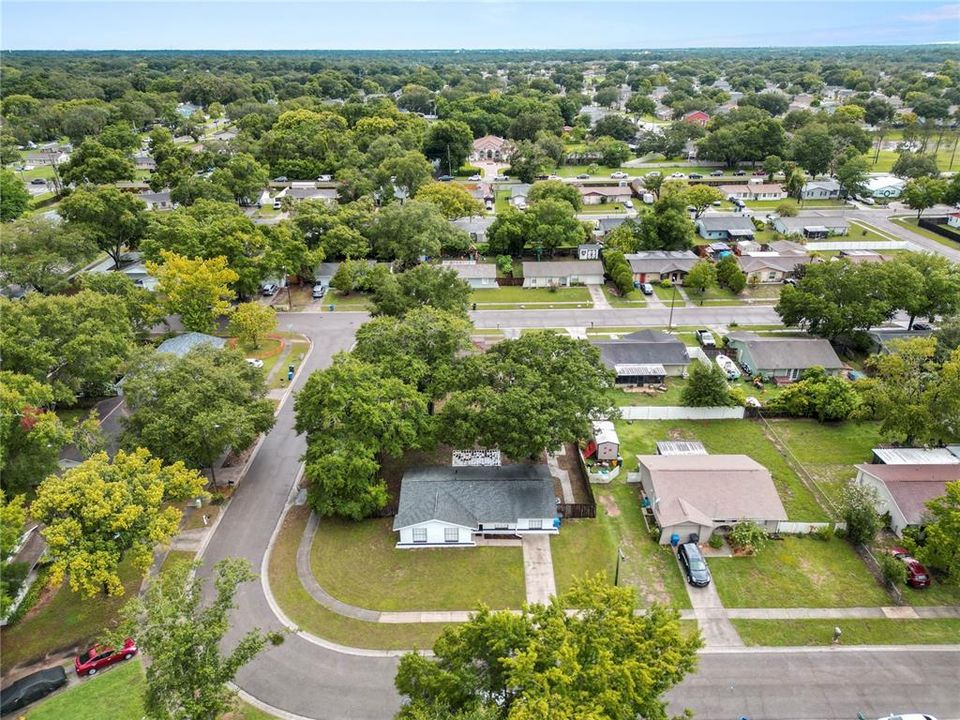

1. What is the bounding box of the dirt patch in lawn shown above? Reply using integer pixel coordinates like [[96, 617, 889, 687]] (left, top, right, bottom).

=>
[[598, 494, 621, 517]]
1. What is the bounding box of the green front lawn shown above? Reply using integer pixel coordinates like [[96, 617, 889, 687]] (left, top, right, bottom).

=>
[[551, 480, 691, 609], [605, 377, 687, 407], [25, 659, 145, 720], [325, 291, 372, 309], [891, 216, 960, 251], [602, 286, 647, 307], [652, 284, 684, 305], [764, 420, 882, 508], [1, 558, 143, 674], [494, 188, 511, 214], [579, 202, 626, 214], [613, 419, 829, 520], [470, 286, 591, 305], [685, 286, 745, 305], [733, 618, 960, 646], [269, 507, 450, 650], [899, 577, 960, 607], [746, 198, 847, 210], [311, 517, 525, 611], [710, 536, 891, 608]]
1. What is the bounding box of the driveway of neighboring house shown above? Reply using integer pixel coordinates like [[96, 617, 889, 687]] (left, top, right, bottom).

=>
[[521, 534, 557, 605]]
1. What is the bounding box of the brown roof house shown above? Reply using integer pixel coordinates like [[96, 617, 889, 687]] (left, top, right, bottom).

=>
[[634, 454, 788, 544], [855, 464, 960, 536], [471, 135, 513, 162]]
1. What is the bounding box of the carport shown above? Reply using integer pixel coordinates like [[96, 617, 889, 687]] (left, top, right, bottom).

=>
[[613, 363, 666, 386]]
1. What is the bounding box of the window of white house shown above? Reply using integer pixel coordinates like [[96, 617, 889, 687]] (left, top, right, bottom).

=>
[[528, 519, 542, 530], [767, 272, 778, 281], [412, 527, 427, 544], [444, 527, 459, 543]]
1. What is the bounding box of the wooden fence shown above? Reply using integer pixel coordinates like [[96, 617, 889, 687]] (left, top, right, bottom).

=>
[[918, 217, 960, 244]]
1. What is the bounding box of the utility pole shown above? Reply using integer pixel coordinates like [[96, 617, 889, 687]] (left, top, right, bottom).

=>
[[667, 282, 678, 330], [614, 546, 627, 586]]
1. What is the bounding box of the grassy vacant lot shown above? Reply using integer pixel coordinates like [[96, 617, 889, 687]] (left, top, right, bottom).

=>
[[579, 202, 626, 214], [311, 517, 525, 611], [470, 286, 591, 305], [24, 659, 145, 720], [766, 420, 882, 508], [552, 480, 691, 609], [1, 559, 142, 674], [613, 419, 828, 520], [269, 507, 449, 650], [899, 577, 960, 607], [710, 536, 890, 608], [733, 618, 960, 646]]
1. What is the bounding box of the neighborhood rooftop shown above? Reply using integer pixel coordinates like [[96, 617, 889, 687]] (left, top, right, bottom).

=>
[[725, 332, 843, 370]]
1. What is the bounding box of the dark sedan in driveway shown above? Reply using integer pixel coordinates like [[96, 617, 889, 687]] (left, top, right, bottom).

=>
[[678, 542, 711, 587]]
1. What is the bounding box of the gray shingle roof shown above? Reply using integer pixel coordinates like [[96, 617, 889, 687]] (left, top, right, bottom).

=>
[[697, 215, 757, 232], [726, 333, 842, 370], [393, 465, 556, 530], [155, 332, 226, 357], [625, 250, 699, 275], [441, 262, 497, 279], [593, 330, 689, 369], [522, 260, 604, 278]]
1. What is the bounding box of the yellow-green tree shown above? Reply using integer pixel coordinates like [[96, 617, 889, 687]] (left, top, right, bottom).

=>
[[30, 448, 206, 597], [228, 302, 277, 349], [148, 250, 238, 333], [414, 182, 484, 220]]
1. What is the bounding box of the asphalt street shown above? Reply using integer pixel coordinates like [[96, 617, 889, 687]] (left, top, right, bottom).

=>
[[195, 309, 960, 720]]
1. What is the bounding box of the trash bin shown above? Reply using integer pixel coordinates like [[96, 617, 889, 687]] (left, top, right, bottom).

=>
[[670, 533, 680, 547], [328, 304, 335, 312], [689, 532, 700, 544]]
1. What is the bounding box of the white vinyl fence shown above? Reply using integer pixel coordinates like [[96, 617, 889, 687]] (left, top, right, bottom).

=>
[[620, 406, 745, 420], [806, 240, 921, 252], [776, 521, 847, 535]]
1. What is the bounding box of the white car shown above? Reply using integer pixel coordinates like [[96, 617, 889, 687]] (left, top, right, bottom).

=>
[[245, 358, 264, 369], [876, 715, 938, 720], [548, 174, 561, 180], [671, 172, 686, 178], [716, 354, 741, 380], [610, 171, 629, 179], [624, 200, 634, 209], [468, 174, 482, 181]]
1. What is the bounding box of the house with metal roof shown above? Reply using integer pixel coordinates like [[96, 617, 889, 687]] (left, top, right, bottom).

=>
[[696, 214, 756, 241], [773, 216, 849, 237], [592, 330, 689, 384], [633, 454, 788, 544], [855, 464, 960, 536], [624, 250, 699, 284], [521, 260, 604, 287], [801, 179, 841, 200], [392, 465, 557, 547], [725, 332, 842, 381]]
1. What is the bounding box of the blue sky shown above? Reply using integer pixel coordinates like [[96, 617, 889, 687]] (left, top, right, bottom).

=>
[[2, 1, 958, 50]]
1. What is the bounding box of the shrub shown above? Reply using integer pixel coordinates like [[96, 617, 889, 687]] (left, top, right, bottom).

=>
[[3, 566, 50, 626], [840, 484, 882, 546], [458, 165, 481, 176], [708, 534, 724, 549], [776, 202, 798, 217], [496, 255, 513, 276], [878, 551, 907, 586], [659, 279, 672, 289], [728, 521, 770, 554], [812, 525, 834, 542]]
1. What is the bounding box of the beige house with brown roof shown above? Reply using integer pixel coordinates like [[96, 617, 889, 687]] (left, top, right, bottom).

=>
[[633, 455, 788, 544], [470, 135, 513, 162]]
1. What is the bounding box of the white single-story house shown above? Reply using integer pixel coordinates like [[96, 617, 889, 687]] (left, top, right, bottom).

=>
[[86, 252, 159, 290], [725, 332, 843, 381], [625, 250, 699, 284], [855, 464, 960, 536], [736, 253, 813, 284], [589, 420, 620, 461], [871, 447, 960, 465], [865, 175, 906, 199], [392, 465, 558, 548], [578, 243, 602, 260], [594, 217, 627, 238], [453, 216, 495, 244], [801, 179, 841, 200], [510, 184, 532, 208], [634, 454, 788, 544], [521, 260, 604, 287], [592, 330, 689, 383], [579, 186, 633, 205], [773, 216, 849, 237], [439, 260, 499, 289], [718, 183, 787, 201], [696, 214, 756, 241], [947, 212, 960, 229], [275, 185, 338, 204]]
